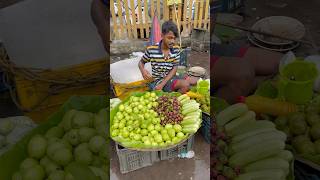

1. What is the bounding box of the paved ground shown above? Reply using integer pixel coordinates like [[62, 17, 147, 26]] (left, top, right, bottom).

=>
[[110, 133, 210, 180]]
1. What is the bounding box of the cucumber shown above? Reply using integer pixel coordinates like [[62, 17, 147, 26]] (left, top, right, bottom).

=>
[[182, 127, 198, 134], [182, 107, 199, 115], [183, 115, 200, 121], [229, 130, 287, 155], [178, 94, 189, 102], [244, 157, 289, 175], [185, 111, 201, 117], [182, 102, 198, 108], [229, 140, 285, 167], [180, 98, 191, 105], [231, 120, 275, 137], [182, 102, 200, 110], [225, 111, 256, 137], [231, 127, 275, 144], [181, 118, 201, 126], [217, 103, 248, 127], [276, 150, 293, 162]]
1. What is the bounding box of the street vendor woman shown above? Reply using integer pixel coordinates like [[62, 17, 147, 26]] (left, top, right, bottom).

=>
[[138, 20, 191, 93], [211, 4, 283, 104]]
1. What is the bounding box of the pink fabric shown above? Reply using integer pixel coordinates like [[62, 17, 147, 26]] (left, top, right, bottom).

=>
[[171, 79, 178, 91]]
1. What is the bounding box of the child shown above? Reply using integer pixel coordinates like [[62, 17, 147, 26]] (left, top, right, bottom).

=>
[[138, 20, 191, 93]]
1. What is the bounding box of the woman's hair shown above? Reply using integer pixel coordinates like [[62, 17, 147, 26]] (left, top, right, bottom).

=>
[[162, 20, 179, 38]]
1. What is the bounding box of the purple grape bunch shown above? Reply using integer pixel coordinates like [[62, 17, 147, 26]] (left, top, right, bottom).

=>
[[154, 95, 183, 125]]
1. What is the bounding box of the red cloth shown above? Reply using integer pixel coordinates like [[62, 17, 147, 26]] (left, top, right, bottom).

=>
[[211, 47, 249, 70], [150, 13, 161, 45]]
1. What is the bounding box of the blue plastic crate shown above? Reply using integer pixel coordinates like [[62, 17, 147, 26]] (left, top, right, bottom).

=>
[[200, 112, 211, 144]]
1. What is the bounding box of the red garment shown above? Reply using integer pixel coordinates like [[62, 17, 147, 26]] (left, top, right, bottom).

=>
[[211, 47, 249, 70]]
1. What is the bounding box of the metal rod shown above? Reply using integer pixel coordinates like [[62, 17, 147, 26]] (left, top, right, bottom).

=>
[[215, 21, 314, 46]]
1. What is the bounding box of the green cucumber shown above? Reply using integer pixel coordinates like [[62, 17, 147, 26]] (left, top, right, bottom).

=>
[[225, 111, 255, 137], [216, 103, 248, 127]]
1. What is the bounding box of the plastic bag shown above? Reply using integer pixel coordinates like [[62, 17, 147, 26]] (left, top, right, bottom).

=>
[[305, 55, 320, 92]]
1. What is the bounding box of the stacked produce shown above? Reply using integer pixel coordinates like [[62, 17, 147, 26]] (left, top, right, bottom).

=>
[[155, 95, 183, 125], [188, 91, 210, 114], [110, 92, 202, 149], [188, 79, 210, 114], [271, 98, 320, 164], [11, 108, 108, 180], [211, 103, 293, 180]]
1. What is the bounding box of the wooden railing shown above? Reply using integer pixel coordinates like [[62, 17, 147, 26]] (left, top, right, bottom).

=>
[[110, 0, 210, 40]]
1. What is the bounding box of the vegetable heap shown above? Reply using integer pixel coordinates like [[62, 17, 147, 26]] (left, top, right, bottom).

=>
[[270, 96, 320, 165], [12, 108, 108, 180], [155, 95, 183, 125], [110, 92, 202, 149], [212, 103, 293, 180]]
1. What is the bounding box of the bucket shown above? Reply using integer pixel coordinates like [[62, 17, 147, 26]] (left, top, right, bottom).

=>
[[278, 60, 318, 104], [197, 80, 209, 95]]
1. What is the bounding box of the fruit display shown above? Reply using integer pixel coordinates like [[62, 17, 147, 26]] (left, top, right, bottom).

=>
[[11, 108, 108, 180], [211, 103, 293, 180], [189, 81, 210, 114], [269, 97, 320, 165], [110, 92, 202, 149], [189, 91, 210, 114]]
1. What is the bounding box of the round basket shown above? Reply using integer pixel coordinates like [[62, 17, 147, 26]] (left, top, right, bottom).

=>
[[110, 91, 201, 151], [252, 16, 305, 45]]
